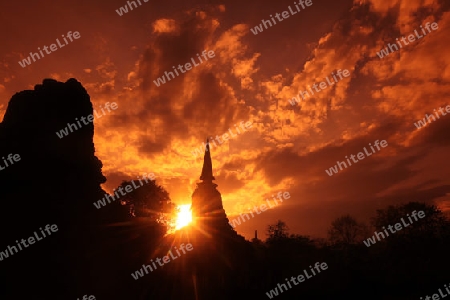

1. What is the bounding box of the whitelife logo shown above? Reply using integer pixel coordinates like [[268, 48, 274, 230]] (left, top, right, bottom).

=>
[[55, 102, 118, 139], [0, 224, 58, 262], [0, 153, 21, 171], [250, 0, 313, 35], [420, 283, 450, 300], [153, 50, 215, 87], [115, 0, 149, 16], [413, 105, 450, 129], [376, 22, 438, 59], [288, 69, 350, 107], [265, 262, 328, 298], [229, 191, 290, 228], [363, 210, 426, 247], [131, 243, 193, 280], [325, 140, 388, 176], [77, 296, 95, 300], [93, 173, 155, 209]]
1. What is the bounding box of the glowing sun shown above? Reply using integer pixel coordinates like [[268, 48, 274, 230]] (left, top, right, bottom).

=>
[[175, 204, 193, 230]]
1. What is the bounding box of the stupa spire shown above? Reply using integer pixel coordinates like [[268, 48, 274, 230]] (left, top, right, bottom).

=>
[[200, 138, 215, 181]]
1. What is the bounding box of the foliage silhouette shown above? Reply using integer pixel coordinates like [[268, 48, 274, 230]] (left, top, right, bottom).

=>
[[328, 214, 369, 246], [115, 179, 176, 224], [266, 219, 290, 242]]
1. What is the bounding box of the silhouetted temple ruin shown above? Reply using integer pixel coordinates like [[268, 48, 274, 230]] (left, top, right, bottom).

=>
[[155, 139, 252, 299], [191, 139, 235, 235]]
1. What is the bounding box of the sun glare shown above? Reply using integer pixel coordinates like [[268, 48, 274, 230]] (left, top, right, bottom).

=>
[[175, 204, 193, 230]]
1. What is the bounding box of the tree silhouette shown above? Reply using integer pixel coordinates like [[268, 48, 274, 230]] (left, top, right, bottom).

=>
[[115, 179, 177, 225], [372, 201, 450, 242], [328, 214, 369, 246], [266, 219, 289, 241]]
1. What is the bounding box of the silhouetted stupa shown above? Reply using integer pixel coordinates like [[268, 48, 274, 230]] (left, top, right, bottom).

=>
[[156, 139, 251, 300], [191, 139, 234, 234]]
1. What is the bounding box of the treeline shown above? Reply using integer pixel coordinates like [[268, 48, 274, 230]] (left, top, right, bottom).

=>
[[248, 201, 450, 299]]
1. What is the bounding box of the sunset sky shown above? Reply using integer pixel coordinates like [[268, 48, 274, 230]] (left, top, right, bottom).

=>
[[1, 0, 449, 240]]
